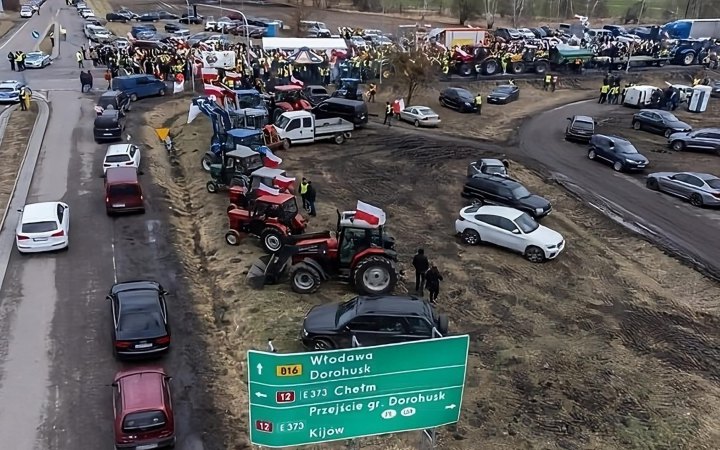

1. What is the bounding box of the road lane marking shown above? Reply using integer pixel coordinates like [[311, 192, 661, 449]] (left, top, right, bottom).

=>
[[160, 2, 177, 9], [111, 242, 118, 283], [0, 20, 32, 51], [146, 220, 161, 244]]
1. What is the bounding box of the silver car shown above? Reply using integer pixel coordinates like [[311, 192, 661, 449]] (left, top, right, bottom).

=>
[[399, 106, 441, 127], [24, 51, 51, 69], [646, 171, 720, 207], [667, 128, 720, 153]]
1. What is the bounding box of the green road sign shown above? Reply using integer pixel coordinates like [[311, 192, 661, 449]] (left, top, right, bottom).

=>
[[247, 335, 469, 448]]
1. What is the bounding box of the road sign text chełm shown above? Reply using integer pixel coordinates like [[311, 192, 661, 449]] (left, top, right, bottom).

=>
[[247, 335, 470, 447]]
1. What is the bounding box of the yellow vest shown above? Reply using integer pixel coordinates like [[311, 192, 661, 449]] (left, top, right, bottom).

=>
[[475, 95, 482, 105], [300, 182, 308, 195], [601, 85, 609, 93], [544, 75, 551, 83]]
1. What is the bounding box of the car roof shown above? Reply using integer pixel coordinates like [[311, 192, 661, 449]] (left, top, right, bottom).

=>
[[355, 295, 432, 317], [116, 369, 167, 412], [251, 167, 285, 178], [111, 280, 161, 295], [226, 146, 258, 158], [573, 115, 594, 122], [446, 87, 471, 94], [463, 204, 523, 219], [0, 80, 21, 87], [228, 128, 260, 138], [25, 51, 45, 56], [478, 158, 504, 166], [106, 144, 134, 155], [274, 85, 301, 91], [684, 172, 720, 180], [105, 166, 138, 183], [257, 193, 294, 204], [471, 173, 521, 187], [22, 202, 60, 222]]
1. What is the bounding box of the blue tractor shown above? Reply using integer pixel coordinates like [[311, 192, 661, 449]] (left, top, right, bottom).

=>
[[331, 78, 365, 101]]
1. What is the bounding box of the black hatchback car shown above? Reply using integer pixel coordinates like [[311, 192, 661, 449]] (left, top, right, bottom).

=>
[[301, 295, 448, 350], [461, 173, 552, 219], [107, 280, 171, 359], [94, 110, 125, 143], [439, 87, 478, 113], [96, 90, 131, 115], [632, 109, 691, 137], [486, 85, 520, 104], [565, 115, 595, 142], [588, 134, 649, 172]]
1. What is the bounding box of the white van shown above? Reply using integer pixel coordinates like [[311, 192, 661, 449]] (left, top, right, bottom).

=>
[[623, 85, 661, 107]]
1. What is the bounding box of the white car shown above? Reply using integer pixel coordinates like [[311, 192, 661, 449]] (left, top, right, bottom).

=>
[[76, 2, 87, 9], [0, 80, 25, 103], [399, 106, 441, 127], [16, 202, 70, 254], [103, 143, 141, 174], [204, 16, 217, 32], [24, 51, 52, 69], [455, 205, 565, 263], [517, 27, 536, 39], [349, 36, 368, 49], [20, 5, 35, 18], [79, 8, 95, 19]]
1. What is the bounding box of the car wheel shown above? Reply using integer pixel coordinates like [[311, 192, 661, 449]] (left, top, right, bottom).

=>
[[613, 161, 623, 172], [664, 129, 673, 138], [333, 133, 345, 144], [261, 228, 283, 253], [129, 93, 138, 102], [414, 119, 420, 127], [312, 338, 334, 350], [671, 140, 685, 151], [206, 181, 218, 193], [461, 229, 481, 245], [646, 177, 659, 191], [158, 88, 166, 96], [690, 193, 704, 207], [587, 149, 596, 160], [225, 230, 240, 245], [525, 245, 546, 263], [632, 121, 641, 130]]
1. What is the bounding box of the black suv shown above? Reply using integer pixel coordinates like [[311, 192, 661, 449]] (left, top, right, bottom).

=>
[[588, 134, 649, 172], [565, 115, 595, 142], [461, 174, 552, 219], [301, 295, 449, 350], [97, 90, 131, 115], [439, 87, 478, 113], [94, 110, 126, 143]]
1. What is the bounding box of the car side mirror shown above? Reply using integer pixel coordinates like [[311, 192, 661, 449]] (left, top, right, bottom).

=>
[[162, 290, 170, 296], [512, 229, 521, 234], [566, 117, 572, 120], [106, 295, 112, 300]]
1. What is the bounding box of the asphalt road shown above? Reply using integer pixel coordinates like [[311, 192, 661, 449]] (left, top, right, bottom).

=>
[[0, 2, 218, 449], [517, 99, 720, 279]]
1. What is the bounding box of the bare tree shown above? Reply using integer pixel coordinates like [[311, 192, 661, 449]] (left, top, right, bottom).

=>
[[483, 0, 499, 28], [511, 0, 525, 27], [387, 47, 437, 106], [452, 0, 481, 25], [291, 3, 309, 38]]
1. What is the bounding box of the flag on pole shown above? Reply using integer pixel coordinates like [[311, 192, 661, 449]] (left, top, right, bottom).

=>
[[187, 103, 201, 124], [354, 201, 386, 226], [290, 74, 304, 87], [257, 183, 280, 196], [263, 149, 283, 168], [274, 175, 295, 190], [173, 80, 184, 94]]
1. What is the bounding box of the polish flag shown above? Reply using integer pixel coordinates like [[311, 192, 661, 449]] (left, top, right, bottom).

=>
[[290, 74, 304, 87], [224, 71, 242, 80], [263, 149, 282, 168], [257, 183, 280, 196], [203, 83, 224, 98], [201, 67, 218, 83], [274, 175, 295, 190], [354, 201, 386, 226]]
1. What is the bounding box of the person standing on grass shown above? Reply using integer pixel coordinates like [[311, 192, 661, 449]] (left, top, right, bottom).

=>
[[412, 248, 429, 294], [425, 265, 443, 304], [305, 181, 317, 217]]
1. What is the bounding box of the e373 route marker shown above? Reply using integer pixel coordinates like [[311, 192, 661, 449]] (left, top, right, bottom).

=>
[[247, 335, 470, 448]]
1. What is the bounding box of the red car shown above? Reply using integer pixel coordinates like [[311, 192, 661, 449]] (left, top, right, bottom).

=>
[[113, 367, 175, 449]]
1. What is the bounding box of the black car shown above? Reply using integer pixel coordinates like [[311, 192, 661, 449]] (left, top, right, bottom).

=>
[[461, 173, 552, 219], [107, 280, 171, 358], [155, 10, 179, 20], [588, 134, 649, 172], [94, 110, 126, 143], [302, 85, 330, 105], [487, 85, 520, 104], [137, 12, 160, 22], [565, 115, 596, 142], [164, 22, 181, 33], [632, 109, 691, 137], [97, 90, 131, 115], [301, 295, 448, 350], [179, 13, 203, 24], [106, 11, 133, 22], [439, 87, 477, 113]]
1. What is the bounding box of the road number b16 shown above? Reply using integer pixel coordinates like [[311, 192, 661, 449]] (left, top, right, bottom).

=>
[[276, 364, 302, 377]]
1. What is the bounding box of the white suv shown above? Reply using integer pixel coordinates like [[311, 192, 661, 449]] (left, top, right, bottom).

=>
[[455, 204, 565, 263], [103, 144, 141, 174]]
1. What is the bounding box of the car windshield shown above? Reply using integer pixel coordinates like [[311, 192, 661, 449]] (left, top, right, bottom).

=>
[[455, 90, 472, 101], [0, 87, 16, 92], [335, 298, 358, 326], [615, 140, 638, 153], [484, 164, 506, 175], [106, 155, 131, 163], [108, 184, 140, 196], [22, 221, 58, 233], [237, 93, 263, 109], [515, 213, 540, 233], [511, 185, 531, 199], [707, 179, 720, 189], [122, 410, 167, 433], [275, 114, 291, 129], [574, 120, 594, 130]]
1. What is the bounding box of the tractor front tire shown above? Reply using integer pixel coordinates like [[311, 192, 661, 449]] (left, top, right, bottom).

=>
[[290, 264, 321, 294], [225, 230, 241, 246], [261, 228, 283, 253], [353, 256, 397, 295]]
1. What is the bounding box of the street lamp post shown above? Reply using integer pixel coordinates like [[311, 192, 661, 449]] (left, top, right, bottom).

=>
[[229, 10, 252, 66]]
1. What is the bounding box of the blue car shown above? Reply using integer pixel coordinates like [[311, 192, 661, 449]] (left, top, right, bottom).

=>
[[111, 75, 167, 101], [0, 80, 25, 103]]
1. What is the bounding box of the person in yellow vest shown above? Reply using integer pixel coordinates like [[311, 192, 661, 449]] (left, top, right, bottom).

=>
[[300, 178, 310, 211], [441, 60, 449, 80], [692, 77, 700, 86], [599, 83, 610, 104], [543, 74, 552, 91], [15, 51, 24, 71], [609, 85, 620, 104], [474, 92, 482, 115], [19, 86, 28, 111]]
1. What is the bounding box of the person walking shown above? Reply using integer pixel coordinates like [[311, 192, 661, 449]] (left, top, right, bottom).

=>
[[76, 50, 84, 68], [300, 177, 310, 212], [383, 101, 392, 127], [474, 92, 482, 115], [412, 249, 429, 294], [425, 265, 443, 304], [19, 87, 28, 111], [49, 30, 55, 48], [305, 181, 316, 217], [7, 51, 15, 71]]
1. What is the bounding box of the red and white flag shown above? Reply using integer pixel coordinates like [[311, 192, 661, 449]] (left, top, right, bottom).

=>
[[256, 183, 280, 196], [290, 74, 304, 87], [263, 149, 283, 168], [354, 201, 386, 226], [203, 83, 224, 98], [224, 71, 242, 80], [274, 175, 295, 190]]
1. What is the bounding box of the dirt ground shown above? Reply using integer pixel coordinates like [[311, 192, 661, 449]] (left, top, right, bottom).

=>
[[0, 104, 38, 215], [120, 67, 720, 450], [0, 19, 19, 42]]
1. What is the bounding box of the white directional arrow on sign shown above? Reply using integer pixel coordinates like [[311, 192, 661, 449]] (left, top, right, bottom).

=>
[[255, 392, 267, 398], [256, 363, 263, 375], [444, 404, 457, 410]]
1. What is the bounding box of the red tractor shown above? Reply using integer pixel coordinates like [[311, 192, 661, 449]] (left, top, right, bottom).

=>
[[270, 85, 312, 123], [225, 193, 308, 253], [228, 166, 294, 210], [247, 209, 398, 295]]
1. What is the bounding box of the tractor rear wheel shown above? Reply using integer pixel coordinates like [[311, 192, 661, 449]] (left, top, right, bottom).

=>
[[261, 228, 283, 253], [353, 256, 397, 295], [206, 181, 219, 193], [290, 264, 321, 294], [225, 230, 241, 246]]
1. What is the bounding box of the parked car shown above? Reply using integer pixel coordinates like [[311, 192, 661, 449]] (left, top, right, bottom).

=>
[[667, 128, 720, 153], [24, 51, 51, 69], [301, 295, 449, 350], [130, 24, 157, 39], [203, 16, 217, 31], [137, 12, 160, 22], [467, 158, 510, 178], [179, 13, 203, 24], [646, 171, 720, 207], [0, 80, 24, 103], [79, 8, 95, 19], [302, 85, 330, 105], [312, 98, 368, 127], [216, 16, 235, 31], [15, 202, 69, 254], [87, 25, 113, 43], [96, 90, 131, 115], [106, 11, 133, 22], [588, 134, 649, 172], [399, 106, 441, 127], [565, 115, 596, 142], [155, 10, 178, 20], [164, 22, 181, 33], [495, 27, 522, 41], [103, 143, 142, 174], [461, 173, 552, 219], [94, 110, 125, 143], [632, 109, 691, 137], [455, 204, 564, 262], [111, 74, 167, 101], [439, 87, 477, 113], [112, 367, 175, 448], [487, 84, 520, 104], [349, 35, 368, 49], [105, 167, 145, 214], [20, 5, 35, 18], [517, 27, 537, 39], [108, 280, 170, 357]]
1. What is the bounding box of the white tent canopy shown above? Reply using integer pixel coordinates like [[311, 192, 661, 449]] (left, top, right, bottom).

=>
[[261, 38, 348, 51]]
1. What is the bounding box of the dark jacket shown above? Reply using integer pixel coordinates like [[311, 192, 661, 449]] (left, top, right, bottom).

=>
[[306, 184, 316, 202], [412, 253, 429, 273], [80, 71, 93, 86], [425, 268, 443, 290]]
